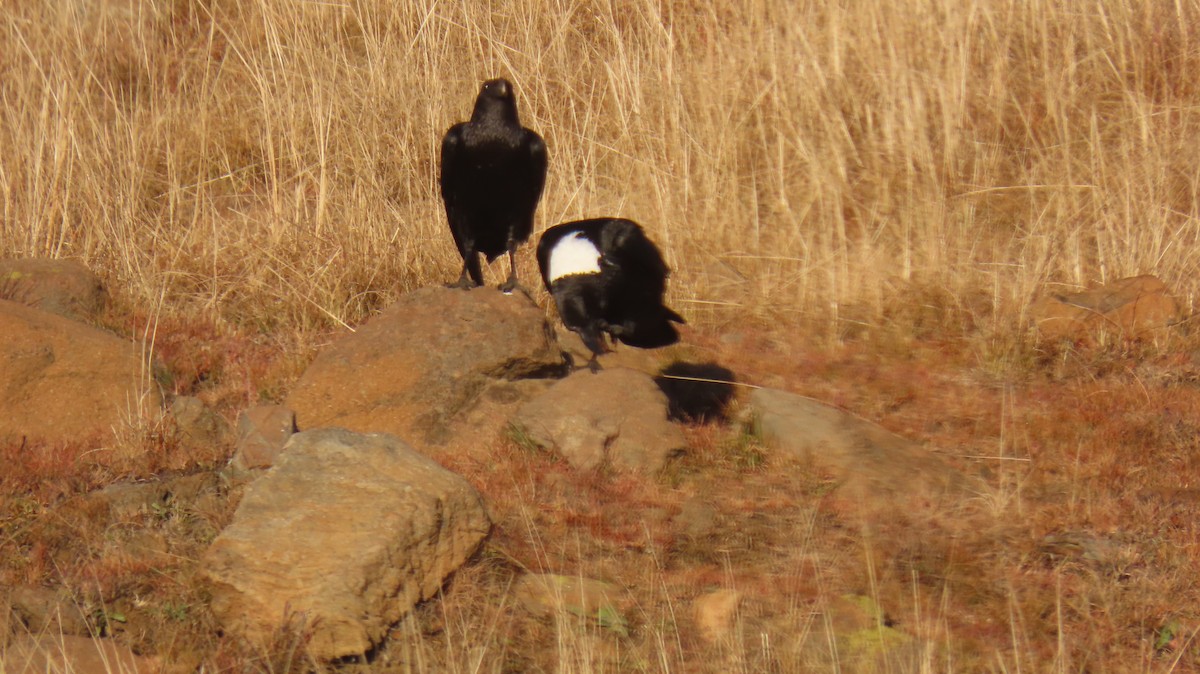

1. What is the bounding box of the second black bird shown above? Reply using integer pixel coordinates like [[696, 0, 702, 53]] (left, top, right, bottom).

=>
[[537, 218, 686, 372], [440, 78, 548, 292]]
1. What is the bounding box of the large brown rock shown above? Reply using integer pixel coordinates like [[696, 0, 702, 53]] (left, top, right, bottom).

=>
[[0, 299, 162, 446], [512, 367, 686, 473], [0, 258, 107, 322], [1032, 275, 1181, 342], [748, 388, 970, 499], [286, 287, 567, 452], [201, 428, 490, 661]]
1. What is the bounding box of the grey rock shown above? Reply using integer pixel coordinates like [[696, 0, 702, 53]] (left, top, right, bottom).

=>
[[747, 388, 971, 498], [512, 367, 686, 473], [201, 428, 490, 660]]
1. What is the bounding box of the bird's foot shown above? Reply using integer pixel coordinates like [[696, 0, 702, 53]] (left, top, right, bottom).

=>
[[498, 277, 520, 295], [447, 276, 480, 290]]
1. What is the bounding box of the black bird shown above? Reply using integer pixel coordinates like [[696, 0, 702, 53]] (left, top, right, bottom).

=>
[[440, 78, 548, 292], [536, 218, 686, 371]]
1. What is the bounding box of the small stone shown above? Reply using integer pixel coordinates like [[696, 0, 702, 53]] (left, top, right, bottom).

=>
[[232, 404, 296, 469], [693, 588, 741, 644]]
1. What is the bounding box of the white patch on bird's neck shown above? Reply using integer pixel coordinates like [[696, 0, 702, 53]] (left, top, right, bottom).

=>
[[548, 232, 601, 282]]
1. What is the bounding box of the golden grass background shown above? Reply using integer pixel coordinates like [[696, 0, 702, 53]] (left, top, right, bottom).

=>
[[5, 0, 1198, 337]]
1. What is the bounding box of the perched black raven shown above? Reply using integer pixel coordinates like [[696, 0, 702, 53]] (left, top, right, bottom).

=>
[[536, 218, 685, 371], [440, 78, 548, 292]]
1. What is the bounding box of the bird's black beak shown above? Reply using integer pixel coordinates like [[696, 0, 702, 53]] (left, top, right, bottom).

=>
[[482, 78, 512, 99]]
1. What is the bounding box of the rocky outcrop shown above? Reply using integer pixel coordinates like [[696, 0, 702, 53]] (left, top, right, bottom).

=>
[[201, 428, 490, 661], [747, 388, 970, 499], [286, 287, 567, 452], [0, 258, 107, 322], [1032, 275, 1181, 342], [0, 299, 162, 446], [512, 367, 686, 473]]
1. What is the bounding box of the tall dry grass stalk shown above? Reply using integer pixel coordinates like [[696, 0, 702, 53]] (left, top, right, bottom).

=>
[[2, 0, 1199, 337]]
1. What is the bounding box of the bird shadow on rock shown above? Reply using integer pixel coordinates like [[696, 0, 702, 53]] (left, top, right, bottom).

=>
[[654, 361, 737, 423]]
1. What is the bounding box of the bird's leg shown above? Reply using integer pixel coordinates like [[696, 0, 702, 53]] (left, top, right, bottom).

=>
[[449, 250, 484, 289], [449, 257, 478, 289], [498, 242, 519, 294], [578, 328, 608, 373]]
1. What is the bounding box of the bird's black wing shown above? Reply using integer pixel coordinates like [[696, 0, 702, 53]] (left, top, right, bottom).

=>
[[599, 219, 671, 297], [512, 130, 548, 243], [440, 123, 471, 256]]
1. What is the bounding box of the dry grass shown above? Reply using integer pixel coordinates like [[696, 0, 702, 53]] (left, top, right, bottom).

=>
[[4, 0, 1200, 671], [3, 0, 1198, 336]]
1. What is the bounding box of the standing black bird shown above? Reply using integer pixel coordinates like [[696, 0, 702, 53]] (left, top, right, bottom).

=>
[[440, 78, 548, 292], [536, 218, 686, 371]]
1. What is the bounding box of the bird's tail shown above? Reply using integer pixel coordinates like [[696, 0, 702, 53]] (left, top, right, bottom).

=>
[[615, 305, 685, 349]]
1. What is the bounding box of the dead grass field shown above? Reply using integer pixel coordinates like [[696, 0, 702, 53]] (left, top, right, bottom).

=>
[[3, 0, 1200, 671]]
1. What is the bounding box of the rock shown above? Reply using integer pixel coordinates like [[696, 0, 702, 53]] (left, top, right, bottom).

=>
[[2, 634, 158, 673], [692, 588, 741, 644], [6, 586, 91, 636], [286, 287, 567, 453], [1032, 275, 1181, 342], [169, 396, 233, 449], [0, 299, 162, 446], [513, 574, 629, 636], [747, 388, 970, 499], [232, 404, 296, 470], [0, 258, 107, 322], [512, 367, 686, 473], [201, 428, 490, 660]]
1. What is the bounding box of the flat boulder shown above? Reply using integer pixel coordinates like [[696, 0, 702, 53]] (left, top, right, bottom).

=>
[[201, 428, 490, 661], [286, 287, 567, 452], [512, 367, 685, 473], [748, 388, 971, 500], [0, 258, 107, 322], [1032, 275, 1181, 342], [0, 299, 162, 446]]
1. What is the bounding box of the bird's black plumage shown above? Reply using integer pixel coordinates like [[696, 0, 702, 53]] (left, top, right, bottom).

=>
[[536, 218, 685, 371], [441, 78, 548, 291]]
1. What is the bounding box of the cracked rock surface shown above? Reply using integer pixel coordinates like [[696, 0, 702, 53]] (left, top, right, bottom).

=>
[[286, 286, 567, 453]]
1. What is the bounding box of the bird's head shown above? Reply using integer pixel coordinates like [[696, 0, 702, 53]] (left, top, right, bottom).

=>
[[471, 78, 520, 125]]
